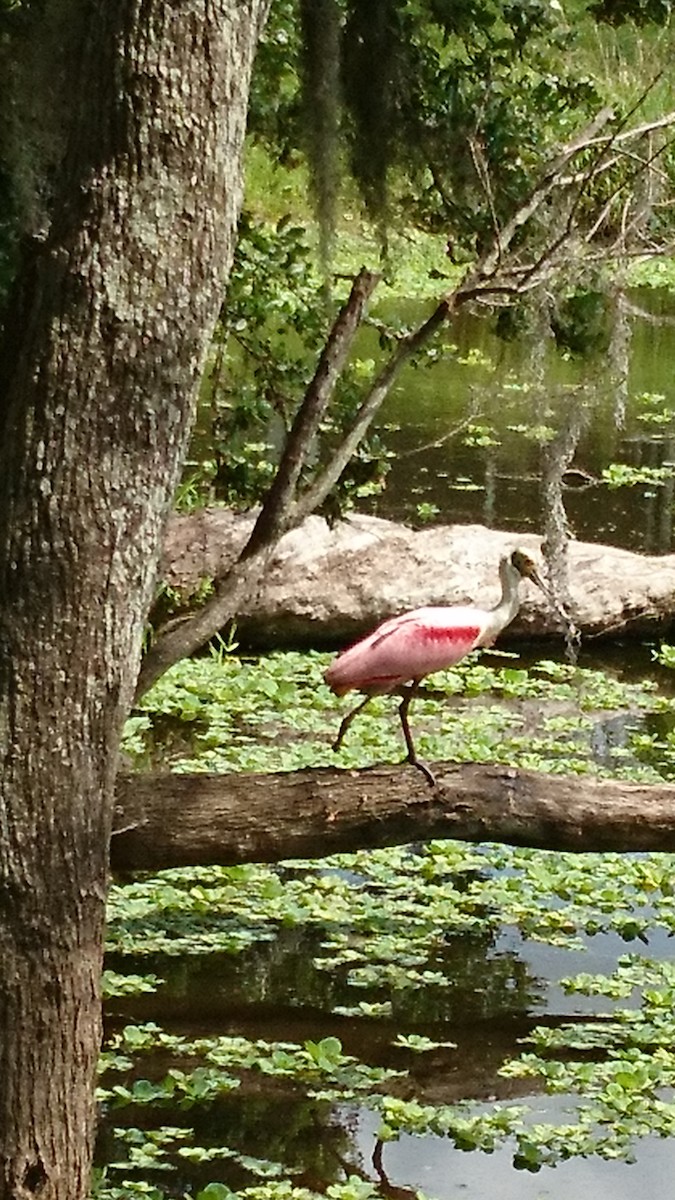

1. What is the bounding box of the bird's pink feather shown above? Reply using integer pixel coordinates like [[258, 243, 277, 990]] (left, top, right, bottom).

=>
[[324, 606, 486, 696]]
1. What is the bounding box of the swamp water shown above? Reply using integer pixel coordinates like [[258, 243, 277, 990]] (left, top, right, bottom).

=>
[[100, 290, 675, 1200], [364, 287, 675, 554]]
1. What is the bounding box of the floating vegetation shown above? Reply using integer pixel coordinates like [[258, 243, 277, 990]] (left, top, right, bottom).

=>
[[602, 463, 675, 489], [123, 651, 664, 781], [101, 647, 675, 1197]]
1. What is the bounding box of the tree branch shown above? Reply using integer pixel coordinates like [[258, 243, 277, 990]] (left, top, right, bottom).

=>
[[290, 110, 644, 522], [135, 271, 379, 699], [134, 549, 277, 699], [137, 104, 675, 698], [242, 268, 380, 558], [112, 762, 675, 870], [291, 298, 453, 521]]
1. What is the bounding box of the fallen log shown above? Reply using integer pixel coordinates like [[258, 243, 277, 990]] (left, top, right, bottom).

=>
[[112, 763, 675, 870]]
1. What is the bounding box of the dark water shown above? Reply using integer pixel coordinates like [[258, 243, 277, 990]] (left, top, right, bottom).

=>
[[102, 915, 675, 1198], [363, 288, 675, 554]]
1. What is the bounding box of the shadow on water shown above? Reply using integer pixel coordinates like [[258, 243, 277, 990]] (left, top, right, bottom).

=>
[[98, 924, 551, 1196], [105, 916, 544, 1045], [100, 911, 675, 1198]]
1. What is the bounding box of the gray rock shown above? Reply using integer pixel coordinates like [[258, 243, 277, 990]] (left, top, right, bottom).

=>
[[161, 509, 675, 646]]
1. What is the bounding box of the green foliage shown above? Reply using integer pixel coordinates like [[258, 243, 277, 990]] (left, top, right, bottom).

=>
[[550, 290, 613, 356], [631, 258, 675, 289], [289, 0, 605, 248], [246, 0, 303, 160], [497, 954, 675, 1166], [414, 500, 440, 522], [246, 0, 675, 264], [105, 639, 675, 1194], [99, 847, 675, 1180], [102, 647, 675, 1192], [602, 462, 675, 488], [634, 391, 674, 427], [462, 422, 500, 447], [124, 651, 661, 780], [185, 212, 392, 516], [101, 970, 162, 998], [106, 838, 675, 977], [175, 0, 675, 520], [178, 2, 675, 522], [589, 0, 672, 25], [93, 1177, 167, 1200], [102, 1027, 399, 1100], [657, 642, 675, 669]]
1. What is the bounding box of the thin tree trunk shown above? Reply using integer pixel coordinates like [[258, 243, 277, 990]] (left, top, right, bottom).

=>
[[134, 268, 381, 699], [0, 2, 268, 1196]]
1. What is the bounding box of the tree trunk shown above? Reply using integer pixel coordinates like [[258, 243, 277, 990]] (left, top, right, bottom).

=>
[[111, 763, 675, 869], [0, 2, 268, 1196]]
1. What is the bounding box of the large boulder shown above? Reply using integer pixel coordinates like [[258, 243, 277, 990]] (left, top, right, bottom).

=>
[[161, 509, 675, 646]]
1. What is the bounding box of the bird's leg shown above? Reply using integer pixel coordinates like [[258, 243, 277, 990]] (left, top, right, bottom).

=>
[[398, 682, 436, 787], [332, 695, 372, 752]]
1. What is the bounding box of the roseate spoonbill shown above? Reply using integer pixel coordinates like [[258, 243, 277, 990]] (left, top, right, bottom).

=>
[[324, 549, 548, 786]]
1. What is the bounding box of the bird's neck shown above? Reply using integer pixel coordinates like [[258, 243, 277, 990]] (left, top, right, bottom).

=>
[[484, 563, 522, 641]]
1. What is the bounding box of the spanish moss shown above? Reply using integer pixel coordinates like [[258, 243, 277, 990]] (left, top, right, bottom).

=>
[[298, 0, 341, 262], [341, 0, 408, 236], [541, 395, 588, 663]]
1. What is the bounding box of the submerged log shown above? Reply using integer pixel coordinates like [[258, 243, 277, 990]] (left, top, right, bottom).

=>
[[112, 763, 675, 870], [160, 510, 675, 646]]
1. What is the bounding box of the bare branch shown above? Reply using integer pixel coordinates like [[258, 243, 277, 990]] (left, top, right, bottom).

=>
[[398, 398, 483, 458], [242, 268, 380, 559], [136, 271, 380, 699], [135, 547, 275, 699], [138, 102, 675, 697], [467, 106, 615, 284], [586, 107, 675, 148], [291, 298, 454, 522], [468, 134, 501, 257]]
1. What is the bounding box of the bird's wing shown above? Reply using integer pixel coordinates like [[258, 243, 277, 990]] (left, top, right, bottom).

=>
[[325, 607, 485, 695]]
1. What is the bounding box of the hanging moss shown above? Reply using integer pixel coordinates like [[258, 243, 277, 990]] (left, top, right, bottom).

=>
[[298, 0, 341, 260], [551, 291, 613, 357], [341, 0, 409, 232]]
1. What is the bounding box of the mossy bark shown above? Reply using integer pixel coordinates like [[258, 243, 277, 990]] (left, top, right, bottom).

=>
[[0, 1, 268, 1195]]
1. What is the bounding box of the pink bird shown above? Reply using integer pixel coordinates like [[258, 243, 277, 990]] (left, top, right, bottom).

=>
[[324, 549, 548, 785]]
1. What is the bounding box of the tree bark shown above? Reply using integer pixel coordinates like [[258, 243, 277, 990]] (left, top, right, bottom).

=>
[[111, 763, 675, 869], [0, 2, 268, 1196]]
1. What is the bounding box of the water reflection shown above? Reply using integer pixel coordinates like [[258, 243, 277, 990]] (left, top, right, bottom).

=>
[[101, 854, 675, 1199], [119, 289, 675, 1198], [352, 1107, 675, 1200], [105, 921, 544, 1034], [363, 289, 675, 555]]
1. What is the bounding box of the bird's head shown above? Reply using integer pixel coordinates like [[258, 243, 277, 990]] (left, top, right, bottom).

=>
[[509, 549, 548, 594]]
